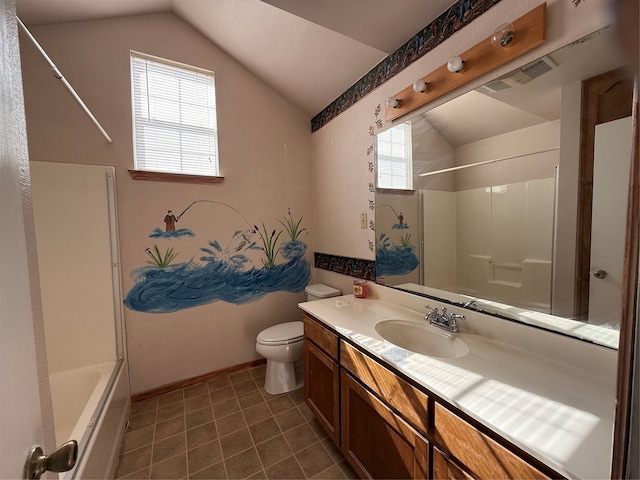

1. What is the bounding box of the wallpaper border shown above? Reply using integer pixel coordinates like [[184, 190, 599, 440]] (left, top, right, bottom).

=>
[[310, 0, 503, 132], [314, 252, 376, 281]]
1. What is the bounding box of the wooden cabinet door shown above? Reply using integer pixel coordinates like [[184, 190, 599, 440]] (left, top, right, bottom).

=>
[[304, 339, 340, 444], [433, 447, 475, 480], [341, 370, 429, 479], [434, 404, 550, 479]]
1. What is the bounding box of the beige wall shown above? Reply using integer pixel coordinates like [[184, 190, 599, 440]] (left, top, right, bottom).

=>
[[312, 0, 611, 298], [20, 13, 313, 394]]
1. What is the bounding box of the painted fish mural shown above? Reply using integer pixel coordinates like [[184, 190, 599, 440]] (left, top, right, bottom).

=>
[[124, 204, 310, 313], [222, 229, 256, 257], [375, 232, 419, 277]]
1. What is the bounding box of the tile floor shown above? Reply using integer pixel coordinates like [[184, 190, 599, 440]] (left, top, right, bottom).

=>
[[115, 365, 357, 479]]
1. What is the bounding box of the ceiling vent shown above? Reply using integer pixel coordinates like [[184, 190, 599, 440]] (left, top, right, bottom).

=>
[[479, 55, 558, 93], [522, 55, 558, 79]]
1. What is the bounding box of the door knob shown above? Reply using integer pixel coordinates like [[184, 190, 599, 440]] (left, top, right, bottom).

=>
[[24, 440, 77, 480], [593, 269, 608, 279]]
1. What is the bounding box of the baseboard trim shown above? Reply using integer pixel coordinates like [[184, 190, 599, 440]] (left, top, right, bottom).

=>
[[131, 358, 267, 403]]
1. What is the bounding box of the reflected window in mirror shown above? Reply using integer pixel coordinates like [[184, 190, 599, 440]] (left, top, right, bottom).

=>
[[376, 122, 413, 190]]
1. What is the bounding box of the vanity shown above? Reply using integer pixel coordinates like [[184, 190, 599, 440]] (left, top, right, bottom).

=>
[[299, 284, 617, 480]]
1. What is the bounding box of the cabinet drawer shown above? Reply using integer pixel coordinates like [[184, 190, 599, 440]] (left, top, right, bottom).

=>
[[434, 403, 550, 479], [303, 314, 339, 361], [340, 341, 428, 436]]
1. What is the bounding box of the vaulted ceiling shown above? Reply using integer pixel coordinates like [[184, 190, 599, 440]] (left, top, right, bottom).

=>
[[16, 0, 456, 117]]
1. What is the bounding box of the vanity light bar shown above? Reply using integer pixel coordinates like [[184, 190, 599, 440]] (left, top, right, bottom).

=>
[[385, 4, 547, 122], [417, 147, 560, 177]]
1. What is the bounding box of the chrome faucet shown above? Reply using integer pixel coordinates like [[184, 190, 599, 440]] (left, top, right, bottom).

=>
[[425, 305, 464, 333], [462, 300, 480, 309]]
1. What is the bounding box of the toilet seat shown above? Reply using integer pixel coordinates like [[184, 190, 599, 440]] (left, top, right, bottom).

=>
[[257, 321, 303, 346]]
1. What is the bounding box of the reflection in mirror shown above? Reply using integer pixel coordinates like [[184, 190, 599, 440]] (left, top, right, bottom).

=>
[[375, 27, 634, 349]]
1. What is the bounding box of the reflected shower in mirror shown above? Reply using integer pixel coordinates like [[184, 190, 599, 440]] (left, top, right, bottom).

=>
[[375, 27, 634, 349]]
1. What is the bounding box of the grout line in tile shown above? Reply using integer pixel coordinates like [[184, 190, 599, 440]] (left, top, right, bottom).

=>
[[219, 437, 229, 480], [182, 399, 189, 479], [236, 388, 268, 478]]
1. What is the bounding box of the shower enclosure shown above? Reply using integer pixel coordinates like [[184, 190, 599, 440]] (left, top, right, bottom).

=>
[[30, 161, 130, 479]]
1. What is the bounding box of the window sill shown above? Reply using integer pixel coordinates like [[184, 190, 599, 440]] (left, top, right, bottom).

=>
[[376, 188, 416, 195], [128, 170, 224, 185]]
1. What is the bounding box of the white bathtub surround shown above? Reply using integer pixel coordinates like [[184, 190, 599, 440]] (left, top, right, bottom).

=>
[[48, 361, 130, 479], [299, 284, 617, 480], [422, 177, 556, 313], [49, 362, 116, 444], [30, 161, 130, 479]]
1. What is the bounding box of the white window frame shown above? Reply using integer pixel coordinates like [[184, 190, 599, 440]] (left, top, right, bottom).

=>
[[376, 122, 413, 190], [130, 51, 220, 178]]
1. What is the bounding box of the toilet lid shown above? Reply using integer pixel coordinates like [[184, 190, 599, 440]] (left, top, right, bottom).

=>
[[257, 321, 304, 345]]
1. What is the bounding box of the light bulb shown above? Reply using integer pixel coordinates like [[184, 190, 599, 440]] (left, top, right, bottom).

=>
[[491, 23, 516, 47], [386, 97, 400, 108], [412, 79, 429, 93], [447, 56, 465, 73]]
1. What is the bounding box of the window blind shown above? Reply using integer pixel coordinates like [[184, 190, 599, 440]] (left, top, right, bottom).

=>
[[131, 53, 219, 176], [377, 123, 412, 189]]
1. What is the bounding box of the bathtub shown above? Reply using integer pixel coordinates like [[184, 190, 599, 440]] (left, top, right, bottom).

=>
[[49, 360, 130, 479]]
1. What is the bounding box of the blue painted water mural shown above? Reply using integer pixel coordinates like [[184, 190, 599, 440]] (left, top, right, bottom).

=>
[[149, 227, 195, 239], [376, 244, 419, 277], [125, 240, 310, 313]]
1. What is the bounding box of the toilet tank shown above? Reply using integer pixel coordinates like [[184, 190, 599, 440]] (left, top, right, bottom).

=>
[[305, 284, 341, 302]]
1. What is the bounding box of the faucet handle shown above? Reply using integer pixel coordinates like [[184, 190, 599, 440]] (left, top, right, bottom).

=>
[[425, 305, 439, 314]]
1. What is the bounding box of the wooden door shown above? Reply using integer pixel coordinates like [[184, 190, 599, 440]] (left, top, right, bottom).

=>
[[304, 339, 340, 445], [341, 370, 428, 479]]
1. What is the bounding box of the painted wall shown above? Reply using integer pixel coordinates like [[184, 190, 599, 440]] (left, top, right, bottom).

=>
[[20, 13, 313, 394], [312, 0, 611, 297]]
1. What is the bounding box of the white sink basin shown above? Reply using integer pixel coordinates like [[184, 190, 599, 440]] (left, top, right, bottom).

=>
[[375, 319, 469, 359]]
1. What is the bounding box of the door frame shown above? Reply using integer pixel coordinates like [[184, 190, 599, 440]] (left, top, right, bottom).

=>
[[612, 78, 639, 480], [575, 68, 634, 320]]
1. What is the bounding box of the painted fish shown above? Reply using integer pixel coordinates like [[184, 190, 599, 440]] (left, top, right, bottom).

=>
[[222, 229, 255, 256]]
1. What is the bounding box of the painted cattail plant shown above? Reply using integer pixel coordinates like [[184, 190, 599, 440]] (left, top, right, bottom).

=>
[[254, 223, 283, 268], [145, 245, 178, 268], [279, 208, 307, 241], [399, 233, 413, 247]]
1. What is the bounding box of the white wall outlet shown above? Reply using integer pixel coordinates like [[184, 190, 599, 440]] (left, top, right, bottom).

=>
[[360, 213, 367, 229]]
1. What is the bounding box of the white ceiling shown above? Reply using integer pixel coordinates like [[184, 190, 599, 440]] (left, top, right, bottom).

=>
[[16, 0, 455, 117]]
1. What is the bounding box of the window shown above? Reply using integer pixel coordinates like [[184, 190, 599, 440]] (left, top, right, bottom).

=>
[[376, 122, 413, 190], [131, 52, 219, 177]]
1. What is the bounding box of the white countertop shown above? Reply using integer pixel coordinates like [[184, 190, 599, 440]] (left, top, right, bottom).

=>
[[299, 291, 617, 480]]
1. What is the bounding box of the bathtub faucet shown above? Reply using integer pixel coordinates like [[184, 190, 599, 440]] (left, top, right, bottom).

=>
[[462, 300, 480, 309], [425, 305, 464, 333]]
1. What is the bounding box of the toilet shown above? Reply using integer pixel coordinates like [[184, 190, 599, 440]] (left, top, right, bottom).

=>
[[256, 284, 341, 395]]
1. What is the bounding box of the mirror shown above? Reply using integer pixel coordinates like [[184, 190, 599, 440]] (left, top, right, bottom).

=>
[[375, 27, 634, 349]]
